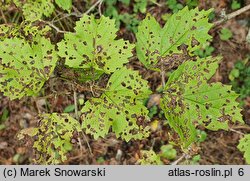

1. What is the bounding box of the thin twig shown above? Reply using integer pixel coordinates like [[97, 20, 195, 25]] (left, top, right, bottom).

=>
[[82, 131, 93, 156], [73, 89, 85, 163], [171, 152, 187, 165], [77, 137, 85, 164], [229, 128, 245, 136], [90, 82, 97, 97], [150, 0, 162, 7], [98, 0, 103, 16], [45, 0, 103, 32], [214, 4, 250, 26], [171, 146, 192, 165], [52, 11, 64, 23], [42, 20, 69, 34], [33, 97, 41, 114], [53, 12, 82, 23], [232, 125, 250, 131], [72, 5, 81, 14], [85, 0, 103, 15], [58, 0, 104, 17], [0, 9, 7, 24]]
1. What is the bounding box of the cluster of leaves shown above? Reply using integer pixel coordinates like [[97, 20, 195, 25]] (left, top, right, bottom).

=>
[[135, 7, 243, 148], [3, 0, 72, 21], [104, 0, 149, 33], [166, 0, 184, 13], [0, 14, 151, 163], [104, 0, 199, 33], [0, 4, 248, 164], [140, 130, 206, 165], [166, 0, 198, 13], [229, 59, 250, 105], [57, 14, 152, 141], [194, 42, 215, 58]]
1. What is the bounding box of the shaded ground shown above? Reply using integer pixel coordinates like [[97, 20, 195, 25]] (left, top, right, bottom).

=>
[[0, 0, 250, 165]]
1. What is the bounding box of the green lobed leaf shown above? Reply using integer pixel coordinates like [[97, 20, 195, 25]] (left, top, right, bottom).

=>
[[161, 56, 243, 147], [57, 15, 134, 80], [19, 113, 81, 164], [14, 0, 54, 21], [81, 67, 151, 141], [0, 36, 57, 100], [136, 7, 213, 70], [238, 134, 250, 164], [55, 0, 72, 11]]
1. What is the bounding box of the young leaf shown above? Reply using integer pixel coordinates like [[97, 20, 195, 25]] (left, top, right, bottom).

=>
[[0, 37, 57, 100], [138, 150, 163, 165], [219, 28, 233, 41], [160, 144, 177, 160], [161, 56, 243, 147], [238, 134, 250, 164], [136, 7, 213, 70], [231, 0, 241, 10], [18, 113, 81, 164], [57, 15, 134, 79], [14, 0, 54, 21], [166, 0, 184, 13], [55, 0, 72, 12], [81, 67, 151, 141], [63, 104, 75, 113]]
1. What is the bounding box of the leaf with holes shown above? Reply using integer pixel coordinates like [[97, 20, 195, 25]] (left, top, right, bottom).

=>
[[14, 0, 54, 21], [55, 0, 72, 12], [57, 15, 134, 80], [136, 7, 213, 70], [161, 56, 243, 147], [0, 22, 51, 41], [81, 67, 151, 141], [138, 150, 163, 165], [18, 113, 81, 164], [238, 134, 250, 164], [0, 37, 57, 100]]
